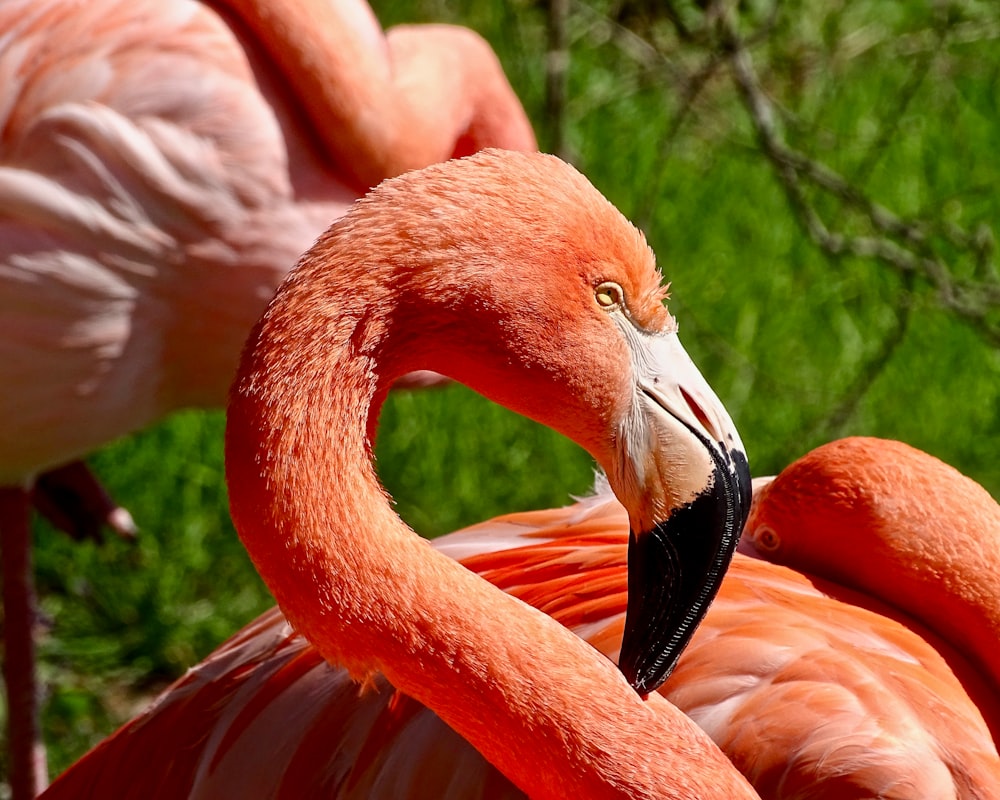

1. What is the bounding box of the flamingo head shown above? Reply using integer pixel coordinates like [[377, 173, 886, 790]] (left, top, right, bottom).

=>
[[272, 149, 752, 695]]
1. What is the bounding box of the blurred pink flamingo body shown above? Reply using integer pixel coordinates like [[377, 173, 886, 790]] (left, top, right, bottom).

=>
[[0, 1, 534, 794], [42, 438, 1000, 798]]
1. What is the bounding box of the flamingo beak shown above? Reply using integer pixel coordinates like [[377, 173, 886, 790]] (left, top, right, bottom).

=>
[[608, 328, 750, 695]]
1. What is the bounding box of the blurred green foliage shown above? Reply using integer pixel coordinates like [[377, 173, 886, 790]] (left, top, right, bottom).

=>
[[16, 0, 999, 782]]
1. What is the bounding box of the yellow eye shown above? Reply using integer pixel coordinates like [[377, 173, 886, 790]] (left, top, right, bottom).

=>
[[595, 281, 624, 309]]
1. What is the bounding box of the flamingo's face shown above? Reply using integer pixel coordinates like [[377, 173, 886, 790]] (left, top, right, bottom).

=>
[[739, 438, 892, 580], [556, 270, 750, 694], [604, 317, 750, 694]]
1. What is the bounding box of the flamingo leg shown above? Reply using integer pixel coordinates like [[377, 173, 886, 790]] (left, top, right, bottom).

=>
[[32, 463, 136, 545], [0, 487, 48, 799]]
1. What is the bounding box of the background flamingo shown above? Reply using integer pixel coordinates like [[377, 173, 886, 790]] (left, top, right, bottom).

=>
[[44, 149, 755, 798], [0, 0, 535, 794], [43, 433, 1000, 798], [738, 436, 1000, 739]]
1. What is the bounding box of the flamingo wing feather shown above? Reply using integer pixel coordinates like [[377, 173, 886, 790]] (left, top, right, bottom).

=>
[[44, 483, 1000, 798]]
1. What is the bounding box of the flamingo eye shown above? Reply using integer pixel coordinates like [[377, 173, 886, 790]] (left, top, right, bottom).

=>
[[754, 525, 781, 554], [595, 281, 624, 309]]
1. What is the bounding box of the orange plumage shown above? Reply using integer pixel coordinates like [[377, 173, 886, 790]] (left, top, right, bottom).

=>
[[45, 434, 1000, 798]]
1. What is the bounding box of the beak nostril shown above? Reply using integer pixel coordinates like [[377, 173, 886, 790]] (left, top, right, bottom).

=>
[[680, 387, 714, 439]]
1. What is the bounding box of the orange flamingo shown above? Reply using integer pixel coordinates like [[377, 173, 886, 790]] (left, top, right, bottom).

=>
[[0, 1, 534, 795], [730, 437, 1000, 788], [42, 433, 1000, 798], [42, 149, 756, 798]]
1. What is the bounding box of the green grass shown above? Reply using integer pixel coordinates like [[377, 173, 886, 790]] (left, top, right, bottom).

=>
[[16, 0, 1000, 782]]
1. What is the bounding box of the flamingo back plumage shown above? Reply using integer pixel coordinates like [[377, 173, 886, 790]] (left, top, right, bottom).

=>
[[43, 481, 1000, 799]]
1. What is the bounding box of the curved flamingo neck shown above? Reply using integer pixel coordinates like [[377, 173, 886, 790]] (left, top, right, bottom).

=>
[[206, 0, 396, 191], [225, 223, 757, 799], [208, 0, 532, 191]]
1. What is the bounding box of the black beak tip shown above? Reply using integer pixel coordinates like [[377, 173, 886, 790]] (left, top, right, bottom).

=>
[[618, 523, 687, 695], [621, 659, 664, 697], [619, 445, 751, 696]]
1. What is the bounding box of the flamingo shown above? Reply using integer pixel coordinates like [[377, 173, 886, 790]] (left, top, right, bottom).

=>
[[42, 433, 1000, 798], [41, 149, 755, 798], [0, 0, 535, 795]]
